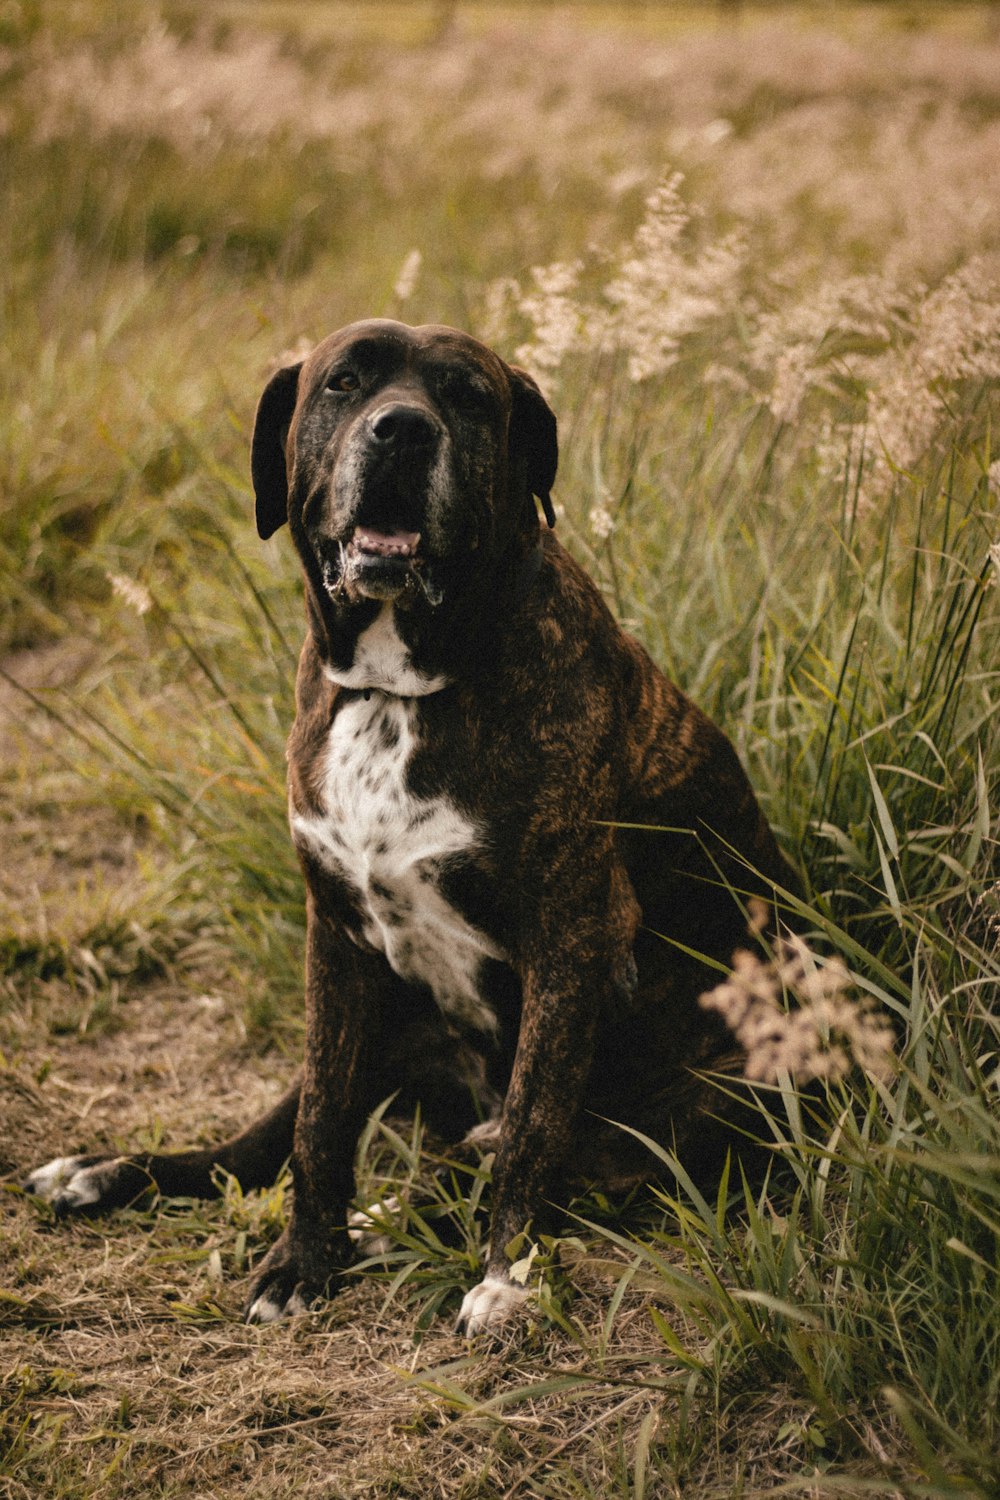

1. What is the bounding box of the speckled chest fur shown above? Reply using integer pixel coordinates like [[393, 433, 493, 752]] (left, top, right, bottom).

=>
[[290, 678, 503, 1036]]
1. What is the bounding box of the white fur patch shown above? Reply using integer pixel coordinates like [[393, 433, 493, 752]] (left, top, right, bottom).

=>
[[348, 1194, 400, 1258], [24, 1156, 87, 1200], [291, 692, 503, 1034], [456, 1274, 529, 1336], [323, 606, 448, 696], [247, 1287, 311, 1324], [25, 1155, 120, 1209]]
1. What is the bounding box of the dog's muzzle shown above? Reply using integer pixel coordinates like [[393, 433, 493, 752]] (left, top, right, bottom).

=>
[[322, 401, 451, 605]]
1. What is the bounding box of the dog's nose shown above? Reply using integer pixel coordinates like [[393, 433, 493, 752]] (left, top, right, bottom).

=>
[[370, 404, 438, 450]]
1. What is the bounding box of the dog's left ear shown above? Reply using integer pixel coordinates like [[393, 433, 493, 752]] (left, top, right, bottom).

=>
[[251, 362, 302, 540], [507, 366, 558, 528]]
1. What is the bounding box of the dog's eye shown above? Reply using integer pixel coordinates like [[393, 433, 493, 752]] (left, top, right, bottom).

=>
[[326, 370, 359, 394], [437, 369, 492, 407]]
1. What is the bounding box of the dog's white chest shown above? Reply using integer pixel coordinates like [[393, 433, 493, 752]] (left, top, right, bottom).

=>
[[291, 693, 502, 1033], [322, 606, 448, 696]]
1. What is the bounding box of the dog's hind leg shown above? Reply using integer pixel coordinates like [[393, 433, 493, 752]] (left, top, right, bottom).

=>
[[24, 1077, 301, 1215]]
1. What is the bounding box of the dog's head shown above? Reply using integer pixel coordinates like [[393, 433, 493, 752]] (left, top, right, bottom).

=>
[[251, 319, 557, 611]]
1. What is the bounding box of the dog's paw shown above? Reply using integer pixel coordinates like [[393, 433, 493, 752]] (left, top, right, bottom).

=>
[[244, 1231, 336, 1325], [455, 1273, 529, 1337], [23, 1154, 152, 1215], [245, 1276, 313, 1325], [347, 1195, 399, 1258]]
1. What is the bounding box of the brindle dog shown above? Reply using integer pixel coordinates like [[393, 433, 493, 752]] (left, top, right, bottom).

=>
[[27, 320, 794, 1334]]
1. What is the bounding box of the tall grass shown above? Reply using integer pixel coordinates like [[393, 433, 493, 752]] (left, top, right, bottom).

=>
[[570, 970, 1000, 1492], [2, 4, 999, 1494]]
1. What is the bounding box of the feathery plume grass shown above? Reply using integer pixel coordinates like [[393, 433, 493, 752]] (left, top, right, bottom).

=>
[[107, 572, 153, 617], [699, 901, 896, 1084], [598, 173, 745, 383], [514, 260, 585, 379], [512, 174, 743, 384], [393, 248, 422, 304]]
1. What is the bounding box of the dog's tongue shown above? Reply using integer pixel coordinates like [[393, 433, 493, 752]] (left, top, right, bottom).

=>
[[351, 527, 421, 558]]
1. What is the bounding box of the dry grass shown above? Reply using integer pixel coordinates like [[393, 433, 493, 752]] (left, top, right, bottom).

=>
[[1, 962, 818, 1498]]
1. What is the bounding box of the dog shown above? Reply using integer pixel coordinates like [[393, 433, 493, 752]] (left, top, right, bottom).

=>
[[26, 319, 794, 1334]]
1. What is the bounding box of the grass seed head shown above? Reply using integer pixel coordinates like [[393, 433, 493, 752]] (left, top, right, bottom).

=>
[[699, 902, 896, 1085]]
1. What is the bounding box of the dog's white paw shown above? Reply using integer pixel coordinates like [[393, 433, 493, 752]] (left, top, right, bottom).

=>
[[455, 1274, 529, 1337], [347, 1195, 399, 1258], [245, 1285, 311, 1325], [24, 1155, 137, 1214], [25, 1156, 93, 1201]]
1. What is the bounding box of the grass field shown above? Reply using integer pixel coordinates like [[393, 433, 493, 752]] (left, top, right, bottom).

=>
[[2, 2, 999, 1495]]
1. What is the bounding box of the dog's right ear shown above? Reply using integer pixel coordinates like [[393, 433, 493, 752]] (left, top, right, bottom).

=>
[[251, 363, 302, 540]]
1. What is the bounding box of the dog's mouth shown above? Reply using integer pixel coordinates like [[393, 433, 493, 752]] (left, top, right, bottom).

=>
[[319, 525, 445, 606], [353, 526, 421, 564]]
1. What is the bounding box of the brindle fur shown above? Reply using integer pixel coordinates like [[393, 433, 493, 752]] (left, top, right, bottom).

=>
[[27, 320, 794, 1331]]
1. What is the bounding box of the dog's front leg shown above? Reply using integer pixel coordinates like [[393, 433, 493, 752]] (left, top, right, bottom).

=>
[[457, 862, 640, 1337], [455, 964, 596, 1335], [244, 904, 392, 1324]]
